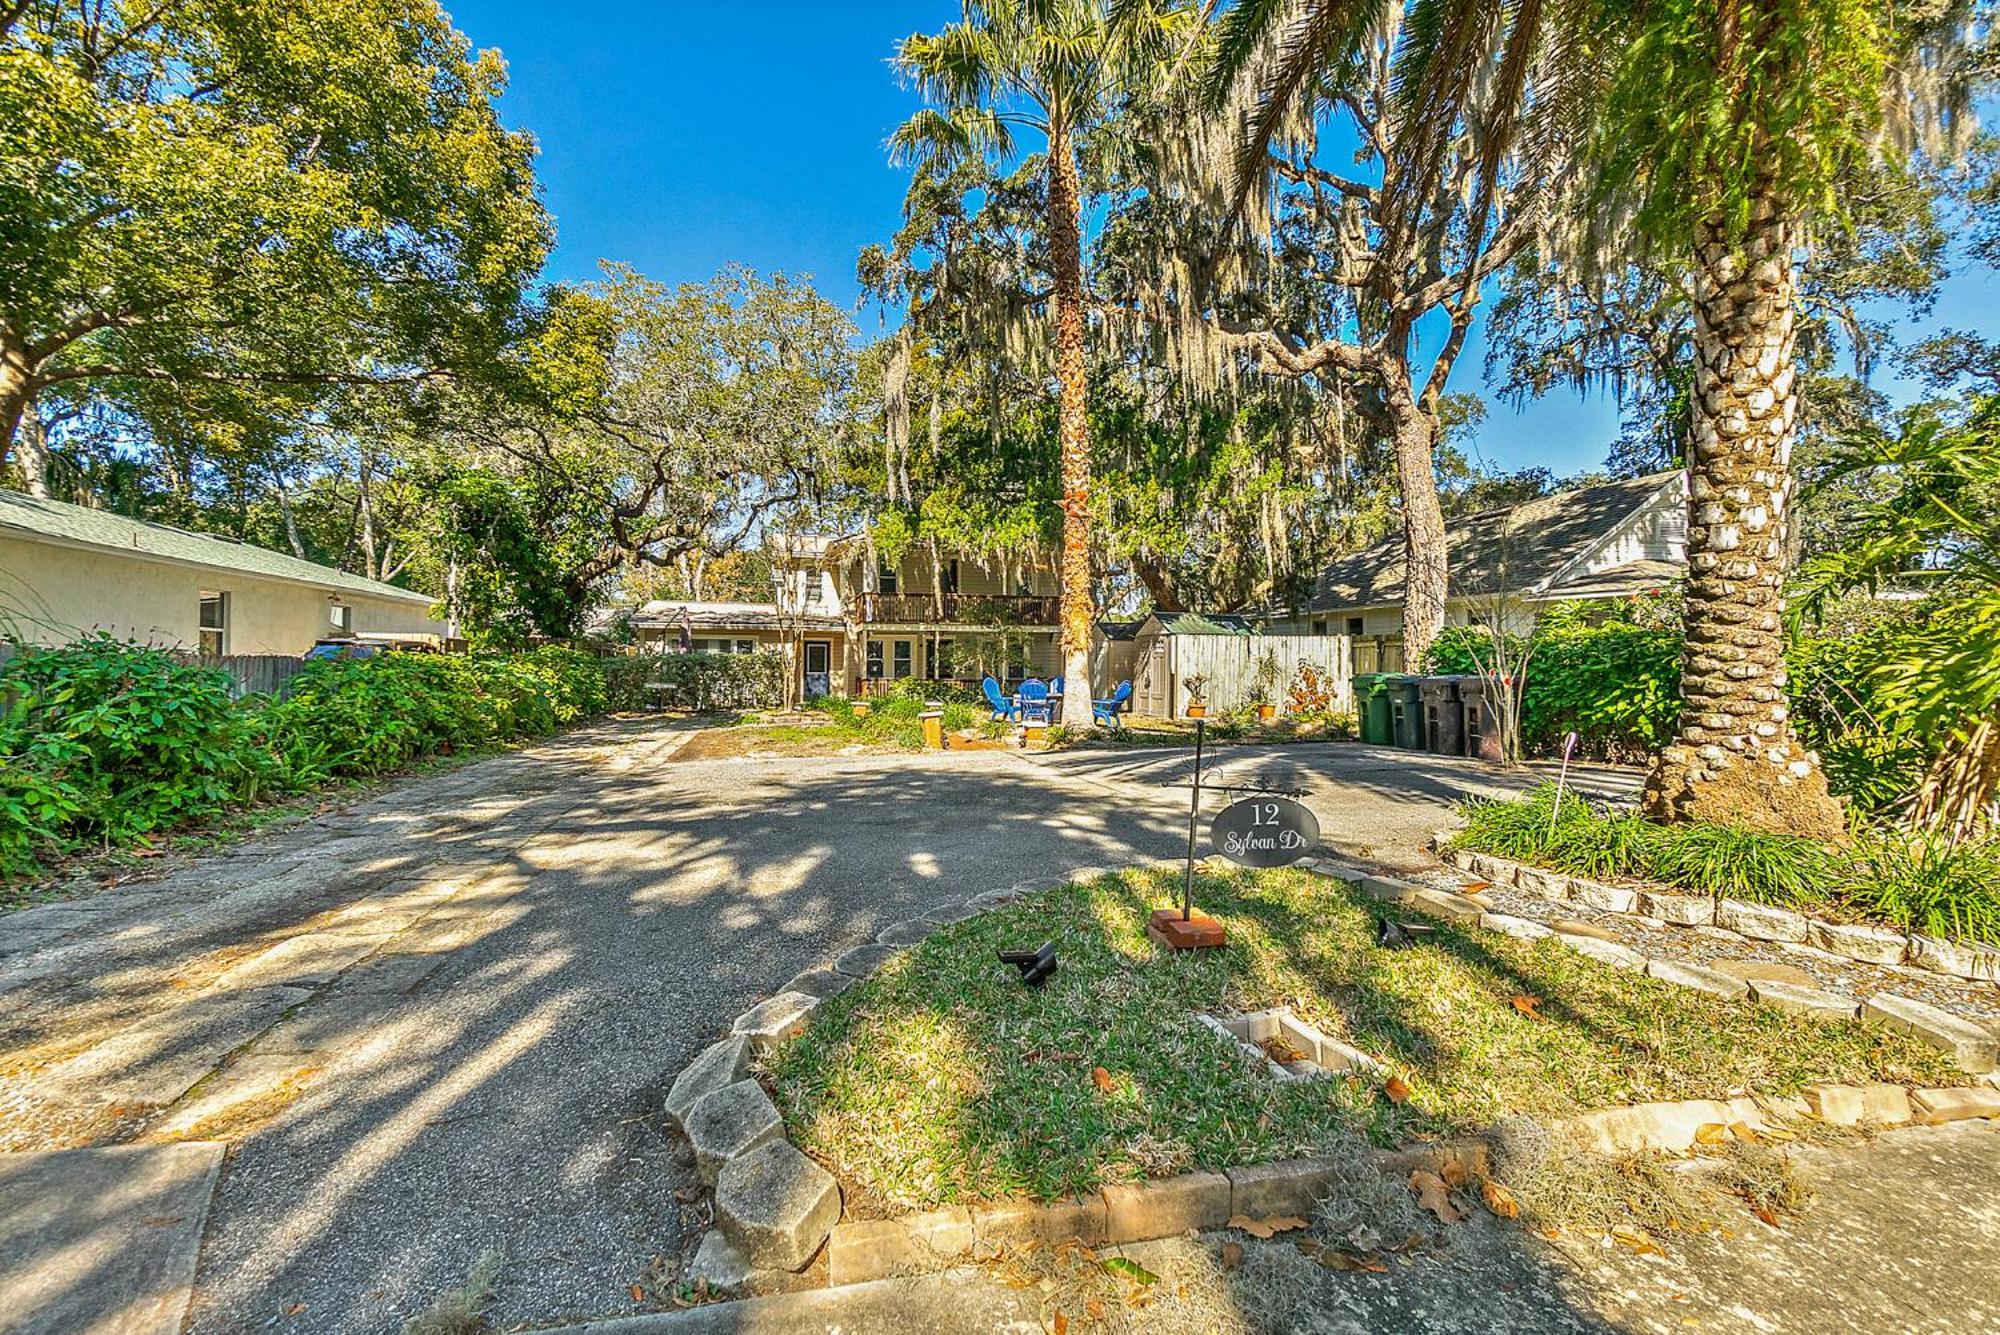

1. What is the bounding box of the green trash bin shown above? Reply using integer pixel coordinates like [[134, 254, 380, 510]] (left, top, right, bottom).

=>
[[1390, 676, 1427, 749], [1354, 673, 1395, 745]]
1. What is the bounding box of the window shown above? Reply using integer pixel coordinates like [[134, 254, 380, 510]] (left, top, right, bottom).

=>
[[866, 641, 885, 678], [926, 637, 955, 680], [1310, 618, 1328, 636], [198, 591, 227, 656], [735, 639, 754, 655], [877, 562, 898, 594], [892, 640, 912, 679], [330, 604, 353, 633], [1347, 616, 1365, 636], [939, 559, 960, 594]]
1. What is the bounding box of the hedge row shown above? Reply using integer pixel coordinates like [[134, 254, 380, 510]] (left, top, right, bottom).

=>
[[0, 639, 765, 880]]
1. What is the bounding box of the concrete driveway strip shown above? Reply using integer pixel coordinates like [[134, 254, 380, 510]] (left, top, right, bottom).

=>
[[0, 719, 1200, 1331], [0, 1142, 224, 1335]]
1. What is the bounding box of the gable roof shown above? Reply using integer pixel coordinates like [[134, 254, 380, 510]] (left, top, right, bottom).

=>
[[0, 490, 434, 605], [1276, 472, 1683, 615], [1147, 611, 1259, 636]]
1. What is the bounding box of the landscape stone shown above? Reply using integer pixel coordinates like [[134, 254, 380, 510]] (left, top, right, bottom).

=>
[[1806, 920, 1908, 966], [1314, 1037, 1383, 1074], [731, 991, 817, 1052], [1408, 889, 1482, 924], [1511, 866, 1570, 899], [1716, 899, 1809, 944], [919, 901, 980, 926], [1358, 875, 1425, 905], [1712, 959, 1817, 988], [685, 1229, 760, 1291], [781, 968, 855, 1001], [1552, 919, 1620, 942], [1559, 933, 1646, 971], [973, 1195, 1108, 1247], [875, 918, 934, 946], [825, 1208, 974, 1286], [665, 1035, 754, 1131], [1226, 1159, 1343, 1219], [1571, 1098, 1768, 1154], [1645, 958, 1750, 1000], [1568, 879, 1638, 914], [833, 943, 904, 978], [684, 1079, 785, 1184], [1911, 1086, 2000, 1125], [1861, 993, 1998, 1073], [1805, 1083, 1913, 1127], [1746, 978, 1859, 1019], [1101, 1171, 1230, 1241], [716, 1139, 842, 1271], [1908, 934, 2000, 983], [1480, 913, 1555, 940], [1637, 890, 1715, 927]]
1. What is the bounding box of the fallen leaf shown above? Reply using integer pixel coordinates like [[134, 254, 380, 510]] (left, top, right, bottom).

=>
[[285, 1305, 306, 1316], [1440, 1158, 1470, 1189], [1728, 1121, 1760, 1143], [134, 846, 164, 859], [1481, 1181, 1521, 1219], [630, 1284, 645, 1302], [1408, 1170, 1466, 1224], [1751, 1205, 1781, 1228], [1510, 994, 1544, 1020], [1220, 1242, 1244, 1272], [1301, 1242, 1389, 1273], [1463, 880, 1493, 892], [1086, 1299, 1106, 1318], [1610, 1226, 1664, 1257], [1092, 1066, 1115, 1094], [1101, 1256, 1157, 1285], [1384, 1076, 1412, 1104], [1228, 1213, 1308, 1239], [1053, 1311, 1068, 1335], [1693, 1122, 1729, 1147]]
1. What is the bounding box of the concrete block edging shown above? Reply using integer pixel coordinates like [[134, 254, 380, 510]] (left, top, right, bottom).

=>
[[670, 859, 1998, 1297]]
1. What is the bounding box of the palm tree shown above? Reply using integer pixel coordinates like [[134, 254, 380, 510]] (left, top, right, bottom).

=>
[[1206, 0, 1977, 836], [892, 2, 1192, 729]]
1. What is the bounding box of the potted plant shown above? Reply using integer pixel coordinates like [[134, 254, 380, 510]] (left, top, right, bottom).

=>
[[1183, 673, 1209, 719], [1250, 650, 1282, 724]]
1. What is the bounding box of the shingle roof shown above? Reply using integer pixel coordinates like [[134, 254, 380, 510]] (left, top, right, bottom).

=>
[[0, 490, 434, 605], [628, 601, 843, 632], [1276, 472, 1682, 615], [1151, 612, 1259, 636]]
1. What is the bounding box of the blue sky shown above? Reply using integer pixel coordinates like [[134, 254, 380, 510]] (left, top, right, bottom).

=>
[[449, 1, 1998, 479]]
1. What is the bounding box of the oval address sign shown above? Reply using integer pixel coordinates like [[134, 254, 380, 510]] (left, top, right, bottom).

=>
[[1209, 795, 1319, 868]]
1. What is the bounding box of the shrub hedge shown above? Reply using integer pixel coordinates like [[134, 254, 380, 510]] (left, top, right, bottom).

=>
[[0, 639, 639, 880]]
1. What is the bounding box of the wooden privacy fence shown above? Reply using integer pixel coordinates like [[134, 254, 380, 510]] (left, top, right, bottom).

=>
[[1132, 634, 1355, 718], [0, 642, 309, 698]]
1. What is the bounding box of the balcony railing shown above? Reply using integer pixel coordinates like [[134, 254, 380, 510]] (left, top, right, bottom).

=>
[[861, 592, 1059, 625]]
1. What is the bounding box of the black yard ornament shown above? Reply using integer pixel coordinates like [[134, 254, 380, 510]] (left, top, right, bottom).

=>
[[1375, 916, 1438, 950], [998, 940, 1057, 987]]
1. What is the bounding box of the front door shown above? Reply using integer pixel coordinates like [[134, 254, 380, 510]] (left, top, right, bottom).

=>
[[803, 639, 832, 699]]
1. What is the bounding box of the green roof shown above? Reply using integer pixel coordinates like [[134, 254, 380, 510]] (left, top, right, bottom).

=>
[[0, 489, 434, 605], [1154, 612, 1259, 636]]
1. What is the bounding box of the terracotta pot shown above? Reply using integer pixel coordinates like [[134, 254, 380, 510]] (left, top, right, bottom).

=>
[[1257, 704, 1277, 723], [852, 703, 871, 717], [1186, 703, 1207, 719]]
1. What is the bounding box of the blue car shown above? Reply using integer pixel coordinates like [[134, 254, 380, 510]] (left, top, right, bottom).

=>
[[304, 639, 381, 662]]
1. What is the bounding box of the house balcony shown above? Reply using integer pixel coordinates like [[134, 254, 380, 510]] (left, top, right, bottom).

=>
[[859, 592, 1059, 626]]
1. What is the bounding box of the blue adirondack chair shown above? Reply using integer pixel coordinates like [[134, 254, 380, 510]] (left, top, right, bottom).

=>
[[1017, 677, 1052, 724], [981, 676, 1018, 722], [1092, 680, 1133, 727]]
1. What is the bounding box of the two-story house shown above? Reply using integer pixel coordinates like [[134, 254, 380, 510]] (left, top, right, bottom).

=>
[[622, 534, 1064, 700]]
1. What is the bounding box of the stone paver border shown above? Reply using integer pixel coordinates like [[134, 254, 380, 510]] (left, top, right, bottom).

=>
[[664, 856, 2000, 1299], [1441, 843, 2000, 985]]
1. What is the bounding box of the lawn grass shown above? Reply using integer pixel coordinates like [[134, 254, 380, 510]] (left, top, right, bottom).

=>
[[769, 865, 1962, 1213]]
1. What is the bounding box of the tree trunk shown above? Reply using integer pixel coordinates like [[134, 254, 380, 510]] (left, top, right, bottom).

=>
[[1132, 555, 1184, 613], [1386, 384, 1448, 672], [0, 334, 34, 477], [1048, 127, 1096, 727], [1642, 193, 1845, 839], [357, 451, 379, 581], [276, 475, 305, 556], [14, 397, 50, 498]]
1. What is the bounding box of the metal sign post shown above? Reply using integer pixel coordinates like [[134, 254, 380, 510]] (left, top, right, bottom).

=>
[[1181, 717, 1205, 921]]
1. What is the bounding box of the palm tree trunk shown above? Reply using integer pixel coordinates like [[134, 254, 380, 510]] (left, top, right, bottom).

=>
[[1642, 191, 1844, 838], [1048, 127, 1095, 728]]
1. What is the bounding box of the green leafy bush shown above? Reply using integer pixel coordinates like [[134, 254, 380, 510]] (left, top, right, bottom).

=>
[[0, 639, 281, 873], [637, 651, 785, 712], [1, 639, 629, 880], [1836, 833, 2000, 945]]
